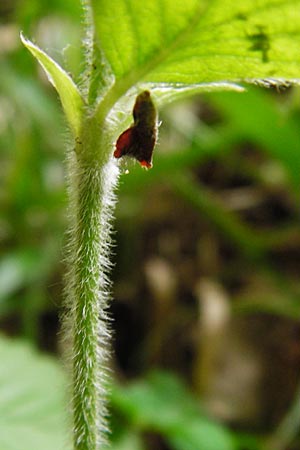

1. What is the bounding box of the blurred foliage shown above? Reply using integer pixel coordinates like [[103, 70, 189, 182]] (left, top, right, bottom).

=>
[[2, 1, 300, 450], [110, 371, 235, 450], [0, 335, 70, 450]]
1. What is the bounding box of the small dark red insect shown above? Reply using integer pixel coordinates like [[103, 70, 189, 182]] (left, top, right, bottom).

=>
[[114, 90, 158, 169]]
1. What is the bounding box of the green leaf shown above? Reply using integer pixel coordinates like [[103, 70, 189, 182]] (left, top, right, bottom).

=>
[[112, 371, 196, 428], [0, 249, 56, 305], [91, 0, 300, 92], [111, 371, 235, 450], [108, 431, 145, 450], [0, 335, 70, 450], [20, 33, 84, 136], [168, 419, 235, 450], [207, 87, 300, 189]]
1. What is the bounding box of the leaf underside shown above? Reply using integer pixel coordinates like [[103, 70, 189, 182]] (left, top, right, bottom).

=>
[[22, 1, 300, 130], [91, 0, 300, 88]]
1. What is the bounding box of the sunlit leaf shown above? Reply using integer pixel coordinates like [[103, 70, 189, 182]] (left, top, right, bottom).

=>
[[91, 0, 300, 89]]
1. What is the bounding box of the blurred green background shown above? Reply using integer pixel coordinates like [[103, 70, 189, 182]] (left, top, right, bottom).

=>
[[2, 1, 300, 449]]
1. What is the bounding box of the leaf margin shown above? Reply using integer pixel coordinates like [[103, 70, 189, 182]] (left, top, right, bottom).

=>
[[20, 32, 84, 136]]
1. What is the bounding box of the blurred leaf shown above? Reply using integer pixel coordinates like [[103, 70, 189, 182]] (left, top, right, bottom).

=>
[[231, 433, 261, 450], [169, 172, 265, 260], [20, 33, 84, 135], [233, 293, 300, 320], [92, 0, 300, 91], [168, 419, 235, 450], [0, 248, 56, 306], [112, 371, 196, 427], [108, 431, 145, 450], [0, 335, 70, 450], [0, 61, 62, 137], [111, 371, 235, 450], [208, 87, 300, 189], [17, 0, 82, 28]]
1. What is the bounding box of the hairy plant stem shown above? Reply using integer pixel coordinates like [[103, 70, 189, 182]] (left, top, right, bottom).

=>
[[66, 128, 118, 450]]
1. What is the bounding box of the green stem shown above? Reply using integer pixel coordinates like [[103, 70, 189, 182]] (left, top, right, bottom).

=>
[[65, 134, 118, 450]]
